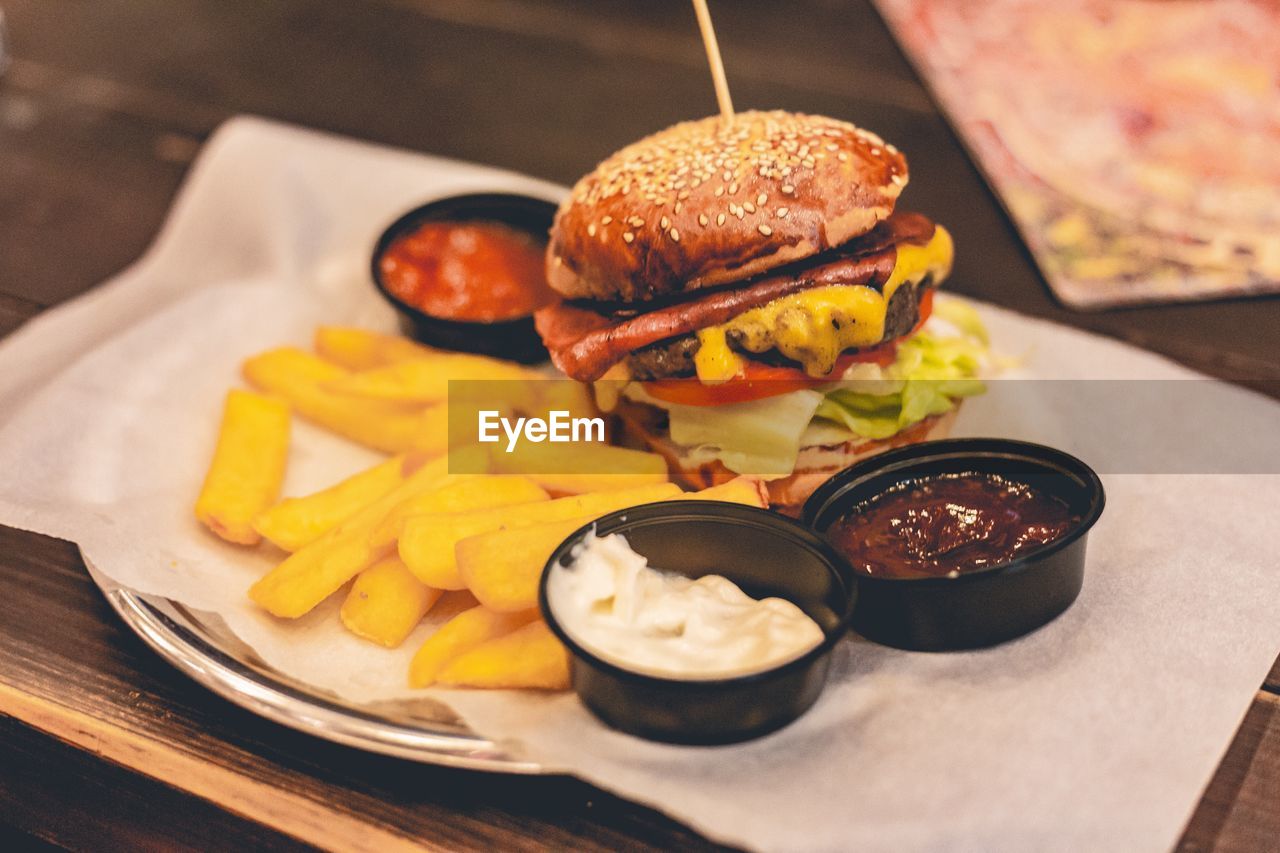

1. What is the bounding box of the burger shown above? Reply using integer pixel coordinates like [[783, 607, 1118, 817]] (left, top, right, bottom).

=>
[[536, 111, 987, 512]]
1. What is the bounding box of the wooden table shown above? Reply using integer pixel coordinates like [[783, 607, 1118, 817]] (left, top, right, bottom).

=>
[[1, 1, 1277, 849]]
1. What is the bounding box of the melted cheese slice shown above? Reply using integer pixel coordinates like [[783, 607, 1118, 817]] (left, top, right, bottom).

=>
[[694, 225, 953, 382]]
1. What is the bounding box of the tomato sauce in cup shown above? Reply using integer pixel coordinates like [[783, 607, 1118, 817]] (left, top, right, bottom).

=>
[[378, 221, 556, 322]]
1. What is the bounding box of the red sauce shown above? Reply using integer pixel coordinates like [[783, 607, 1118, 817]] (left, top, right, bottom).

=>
[[380, 221, 556, 322], [827, 473, 1079, 579]]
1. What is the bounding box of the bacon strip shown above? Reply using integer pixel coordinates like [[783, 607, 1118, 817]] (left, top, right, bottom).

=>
[[536, 212, 936, 382]]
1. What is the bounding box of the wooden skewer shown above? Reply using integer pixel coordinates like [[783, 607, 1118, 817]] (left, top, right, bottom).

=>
[[691, 0, 734, 121]]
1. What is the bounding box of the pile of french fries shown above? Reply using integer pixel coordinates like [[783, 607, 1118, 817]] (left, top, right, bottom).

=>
[[194, 327, 767, 690]]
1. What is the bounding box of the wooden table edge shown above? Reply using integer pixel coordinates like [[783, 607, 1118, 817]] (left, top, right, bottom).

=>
[[4, 672, 1278, 851], [0, 684, 432, 853]]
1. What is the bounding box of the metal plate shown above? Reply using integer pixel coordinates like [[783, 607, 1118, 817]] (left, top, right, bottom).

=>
[[85, 556, 550, 774]]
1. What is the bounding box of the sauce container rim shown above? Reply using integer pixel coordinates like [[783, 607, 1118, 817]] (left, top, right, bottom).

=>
[[369, 190, 559, 329], [801, 437, 1106, 586], [539, 500, 857, 688]]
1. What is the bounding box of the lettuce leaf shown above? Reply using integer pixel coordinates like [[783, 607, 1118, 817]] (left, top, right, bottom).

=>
[[932, 296, 990, 346], [815, 320, 988, 440], [625, 385, 825, 476], [625, 301, 991, 474]]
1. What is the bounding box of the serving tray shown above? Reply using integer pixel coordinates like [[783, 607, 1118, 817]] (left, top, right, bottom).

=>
[[85, 556, 550, 774]]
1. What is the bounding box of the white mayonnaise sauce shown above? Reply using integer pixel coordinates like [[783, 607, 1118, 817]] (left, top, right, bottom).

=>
[[547, 532, 824, 679]]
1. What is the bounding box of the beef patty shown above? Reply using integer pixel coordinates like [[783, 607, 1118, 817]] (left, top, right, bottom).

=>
[[625, 278, 928, 381]]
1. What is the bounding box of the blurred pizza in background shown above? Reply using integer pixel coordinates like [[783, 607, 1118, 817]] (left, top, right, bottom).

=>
[[875, 0, 1280, 308]]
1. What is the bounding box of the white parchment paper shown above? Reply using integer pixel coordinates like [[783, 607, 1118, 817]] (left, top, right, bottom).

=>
[[1, 117, 1277, 852]]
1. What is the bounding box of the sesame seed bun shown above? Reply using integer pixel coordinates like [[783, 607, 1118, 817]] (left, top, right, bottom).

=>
[[547, 110, 908, 302]]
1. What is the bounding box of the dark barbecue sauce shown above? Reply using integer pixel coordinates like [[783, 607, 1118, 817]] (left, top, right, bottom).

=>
[[826, 473, 1080, 579]]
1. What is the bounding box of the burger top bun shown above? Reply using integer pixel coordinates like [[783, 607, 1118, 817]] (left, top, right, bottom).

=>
[[547, 110, 908, 302]]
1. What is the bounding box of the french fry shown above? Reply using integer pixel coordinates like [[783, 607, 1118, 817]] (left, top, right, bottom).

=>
[[248, 447, 487, 618], [408, 605, 537, 687], [410, 403, 450, 456], [437, 620, 570, 690], [454, 515, 596, 612], [246, 346, 348, 385], [687, 475, 769, 508], [368, 475, 550, 549], [326, 356, 537, 405], [399, 482, 682, 589], [489, 442, 670, 495], [243, 347, 430, 453], [531, 379, 597, 422], [313, 326, 435, 370], [340, 554, 442, 648], [457, 477, 766, 612], [250, 518, 391, 619], [252, 454, 410, 552], [513, 472, 671, 496], [195, 390, 291, 545]]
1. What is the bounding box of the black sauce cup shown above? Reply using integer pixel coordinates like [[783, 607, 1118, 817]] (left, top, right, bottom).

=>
[[802, 438, 1106, 652], [371, 192, 558, 363], [540, 501, 857, 745]]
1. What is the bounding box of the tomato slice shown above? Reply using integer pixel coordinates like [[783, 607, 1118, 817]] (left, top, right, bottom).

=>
[[644, 374, 813, 407], [642, 341, 896, 406], [914, 288, 934, 333], [642, 289, 935, 408]]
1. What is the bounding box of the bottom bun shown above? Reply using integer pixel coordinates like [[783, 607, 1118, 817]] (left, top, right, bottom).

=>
[[616, 403, 959, 516]]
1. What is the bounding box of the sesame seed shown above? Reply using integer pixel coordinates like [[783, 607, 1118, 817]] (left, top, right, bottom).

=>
[[623, 231, 635, 243], [674, 202, 683, 214], [563, 113, 905, 245], [759, 225, 773, 236], [669, 228, 680, 242], [660, 216, 670, 229]]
